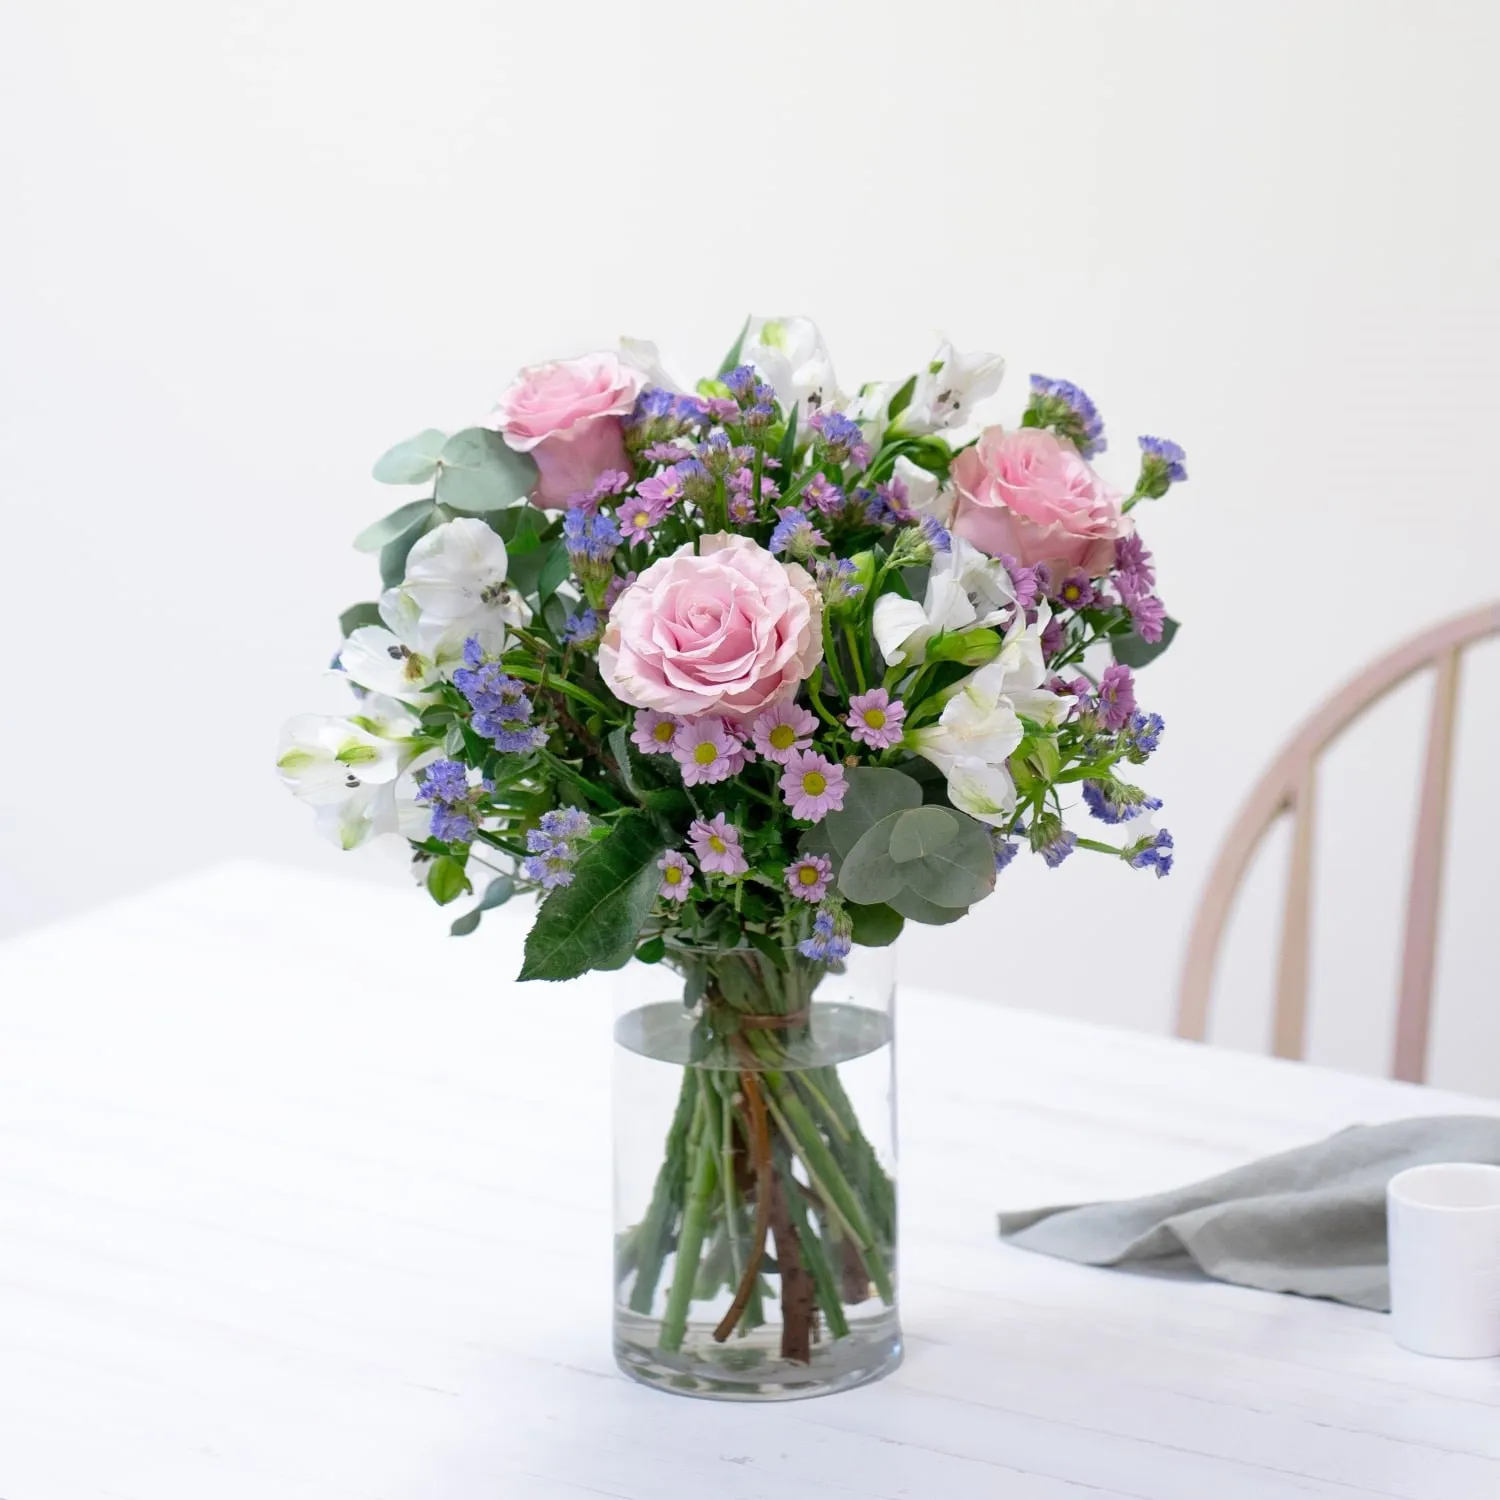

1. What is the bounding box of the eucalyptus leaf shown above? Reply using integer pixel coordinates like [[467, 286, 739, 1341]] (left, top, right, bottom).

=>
[[373, 429, 446, 484], [379, 508, 436, 589], [717, 315, 750, 375], [903, 811, 995, 908], [518, 811, 666, 981], [821, 767, 922, 860], [450, 874, 515, 936], [887, 886, 969, 924], [835, 812, 907, 905], [847, 901, 904, 948], [337, 601, 384, 639], [888, 806, 958, 864], [1112, 616, 1179, 669], [434, 428, 538, 513], [353, 497, 437, 554]]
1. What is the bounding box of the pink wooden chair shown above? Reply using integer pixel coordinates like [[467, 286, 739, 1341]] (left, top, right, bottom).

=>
[[1177, 602, 1500, 1083]]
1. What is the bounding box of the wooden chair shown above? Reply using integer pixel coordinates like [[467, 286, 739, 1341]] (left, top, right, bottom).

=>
[[1177, 602, 1500, 1083]]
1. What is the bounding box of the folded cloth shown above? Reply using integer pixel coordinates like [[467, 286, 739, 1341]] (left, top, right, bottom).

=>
[[997, 1116, 1500, 1310]]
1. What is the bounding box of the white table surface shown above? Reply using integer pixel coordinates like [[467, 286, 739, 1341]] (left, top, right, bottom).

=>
[[2, 861, 1498, 1500]]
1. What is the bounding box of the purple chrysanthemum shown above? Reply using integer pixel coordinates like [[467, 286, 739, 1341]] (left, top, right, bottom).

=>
[[1095, 663, 1137, 732], [630, 709, 678, 756], [688, 814, 749, 877], [671, 715, 737, 786], [803, 473, 846, 516], [779, 751, 847, 822], [658, 849, 694, 902], [846, 688, 906, 750], [750, 701, 818, 764], [785, 854, 833, 903]]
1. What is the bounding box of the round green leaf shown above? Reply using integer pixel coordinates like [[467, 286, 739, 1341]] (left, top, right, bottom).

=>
[[822, 766, 922, 859], [835, 811, 906, 905], [847, 902, 905, 947], [434, 428, 538, 513], [888, 806, 958, 864], [353, 497, 436, 553], [905, 810, 996, 908], [888, 886, 969, 925], [373, 429, 447, 484]]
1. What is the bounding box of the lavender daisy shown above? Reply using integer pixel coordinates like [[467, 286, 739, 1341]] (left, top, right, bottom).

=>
[[779, 751, 847, 822], [688, 814, 749, 877], [846, 688, 906, 750], [1094, 663, 1137, 732], [785, 854, 833, 903], [671, 716, 737, 786], [657, 850, 694, 902], [631, 708, 678, 756], [750, 701, 818, 764]]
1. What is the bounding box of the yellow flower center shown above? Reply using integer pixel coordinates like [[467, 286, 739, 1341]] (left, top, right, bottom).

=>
[[633, 510, 650, 528], [1063, 584, 1081, 602], [709, 836, 727, 854], [863, 708, 887, 729], [769, 724, 796, 750], [653, 720, 675, 743], [694, 742, 719, 766], [798, 865, 820, 885], [802, 771, 827, 796], [664, 866, 683, 885]]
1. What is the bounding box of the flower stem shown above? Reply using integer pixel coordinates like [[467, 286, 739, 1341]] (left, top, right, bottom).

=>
[[658, 1078, 718, 1351]]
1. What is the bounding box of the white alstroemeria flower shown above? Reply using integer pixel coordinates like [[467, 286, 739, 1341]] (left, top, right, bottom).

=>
[[871, 537, 1017, 666], [741, 315, 845, 418], [892, 339, 1006, 437], [392, 517, 531, 662], [338, 626, 441, 705], [907, 609, 1067, 826], [890, 455, 953, 524], [276, 714, 412, 805], [313, 781, 398, 851], [846, 378, 903, 449]]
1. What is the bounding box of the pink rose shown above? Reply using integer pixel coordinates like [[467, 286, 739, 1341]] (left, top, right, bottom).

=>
[[950, 426, 1125, 575], [489, 353, 644, 509], [599, 535, 823, 721]]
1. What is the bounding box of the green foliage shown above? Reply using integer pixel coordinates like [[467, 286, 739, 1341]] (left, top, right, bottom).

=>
[[776, 402, 799, 474], [717, 315, 750, 375], [379, 506, 437, 589], [847, 901, 904, 947], [885, 374, 918, 423], [821, 767, 922, 858], [373, 429, 446, 484], [518, 812, 667, 981], [1112, 617, 1179, 669], [337, 601, 384, 638], [450, 874, 515, 936], [433, 428, 538, 513], [354, 497, 437, 553], [426, 854, 472, 906]]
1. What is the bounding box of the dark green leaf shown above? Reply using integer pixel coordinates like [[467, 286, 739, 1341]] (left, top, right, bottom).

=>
[[338, 601, 384, 639], [1112, 616, 1179, 669], [635, 936, 666, 964], [717, 315, 750, 375], [538, 543, 571, 602], [885, 375, 918, 423], [354, 498, 437, 553], [888, 806, 959, 863], [450, 874, 515, 936], [518, 811, 666, 981], [847, 901, 904, 947], [434, 428, 538, 513], [506, 538, 559, 600], [426, 855, 471, 907], [542, 594, 569, 638], [379, 509, 436, 589], [776, 402, 798, 473], [373, 429, 446, 484]]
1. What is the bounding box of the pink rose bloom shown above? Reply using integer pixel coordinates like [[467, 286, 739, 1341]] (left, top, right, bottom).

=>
[[489, 353, 645, 510], [950, 426, 1126, 576], [598, 535, 823, 722]]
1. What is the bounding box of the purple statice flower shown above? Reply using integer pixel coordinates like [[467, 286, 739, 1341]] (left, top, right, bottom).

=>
[[1127, 827, 1174, 878], [688, 814, 748, 877], [1095, 663, 1137, 732], [561, 607, 601, 646], [785, 854, 833, 903], [1029, 816, 1077, 869], [1137, 435, 1188, 496], [671, 715, 737, 786], [1113, 533, 1156, 596], [453, 645, 547, 753], [418, 758, 470, 804], [1082, 780, 1163, 825], [750, 700, 818, 764], [803, 473, 845, 516], [779, 751, 848, 822], [993, 834, 1021, 873], [1125, 590, 1166, 643], [846, 688, 906, 750], [521, 806, 592, 889], [722, 364, 776, 411], [815, 557, 864, 608], [769, 506, 826, 560], [797, 902, 852, 963], [1121, 711, 1165, 761], [604, 570, 636, 611], [563, 507, 620, 564], [919, 514, 952, 554], [807, 409, 871, 469], [1027, 374, 1106, 457], [1051, 572, 1097, 610], [625, 386, 706, 449], [657, 849, 694, 903], [696, 430, 754, 477], [631, 708, 678, 756], [642, 441, 691, 465], [415, 758, 491, 845]]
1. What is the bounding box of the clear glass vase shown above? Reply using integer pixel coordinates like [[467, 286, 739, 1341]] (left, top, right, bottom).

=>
[[612, 941, 900, 1401]]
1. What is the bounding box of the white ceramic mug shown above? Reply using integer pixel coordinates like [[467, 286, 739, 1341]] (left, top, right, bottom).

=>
[[1387, 1162, 1500, 1358]]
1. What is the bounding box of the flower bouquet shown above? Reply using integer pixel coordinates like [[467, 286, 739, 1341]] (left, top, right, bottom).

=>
[[278, 316, 1186, 1399]]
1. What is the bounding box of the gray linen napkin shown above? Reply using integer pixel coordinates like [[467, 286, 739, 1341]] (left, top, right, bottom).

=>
[[997, 1116, 1500, 1310]]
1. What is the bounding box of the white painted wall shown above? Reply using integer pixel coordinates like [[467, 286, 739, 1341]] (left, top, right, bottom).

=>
[[3, 1, 1498, 1090]]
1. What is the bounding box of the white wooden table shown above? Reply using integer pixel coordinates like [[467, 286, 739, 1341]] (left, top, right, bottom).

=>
[[2, 862, 1498, 1499]]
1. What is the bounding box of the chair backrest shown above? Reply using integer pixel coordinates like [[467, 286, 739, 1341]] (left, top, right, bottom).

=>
[[1177, 602, 1500, 1082]]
